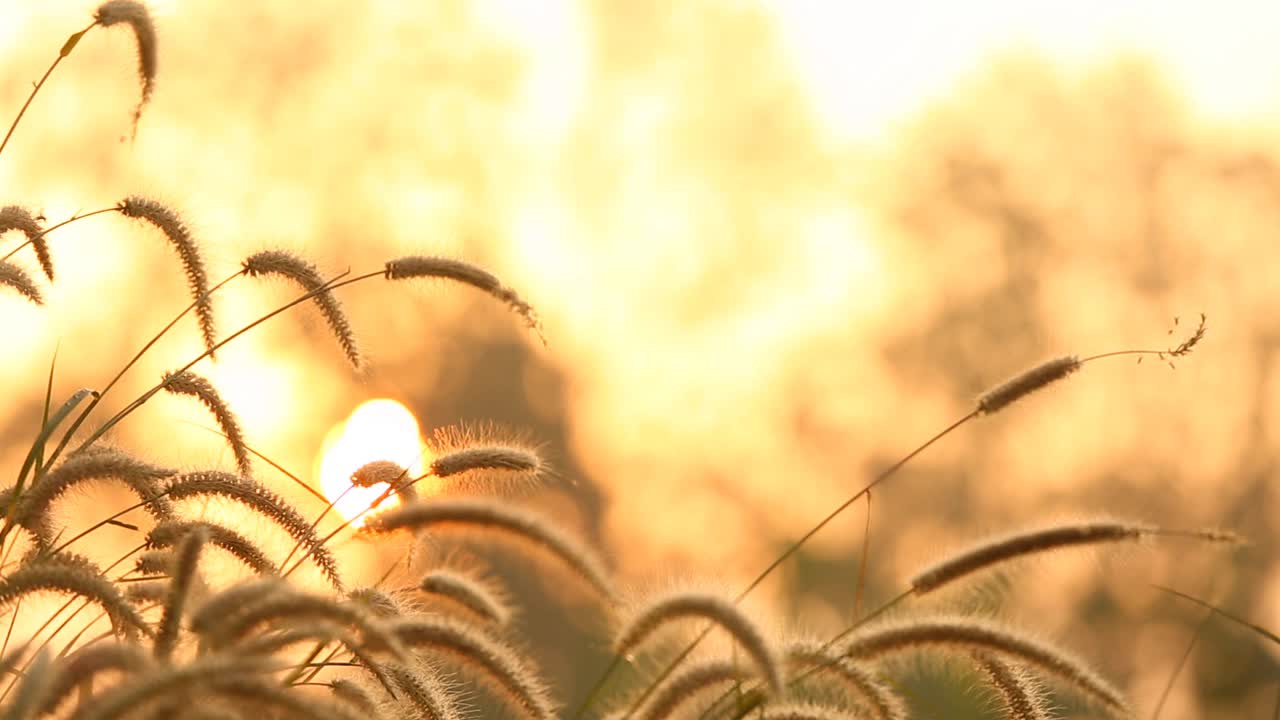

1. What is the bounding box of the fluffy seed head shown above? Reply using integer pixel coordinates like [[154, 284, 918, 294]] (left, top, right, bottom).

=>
[[616, 591, 782, 695], [418, 568, 513, 625], [910, 519, 1152, 594], [0, 206, 53, 280], [199, 589, 405, 661], [974, 652, 1052, 720], [16, 447, 174, 547], [162, 371, 252, 476], [350, 460, 408, 488], [146, 519, 278, 577], [39, 643, 152, 716], [977, 355, 1082, 415], [786, 640, 907, 720], [845, 615, 1130, 715], [634, 660, 751, 720], [241, 249, 361, 368], [384, 662, 462, 720], [134, 549, 173, 576], [0, 553, 150, 639], [93, 1, 157, 131], [118, 197, 216, 355], [430, 446, 542, 479], [165, 471, 343, 591], [392, 616, 556, 720], [385, 255, 543, 342], [154, 526, 207, 660], [364, 498, 614, 601], [0, 261, 43, 305]]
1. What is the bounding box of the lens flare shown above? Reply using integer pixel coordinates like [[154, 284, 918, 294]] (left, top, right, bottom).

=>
[[315, 399, 429, 526]]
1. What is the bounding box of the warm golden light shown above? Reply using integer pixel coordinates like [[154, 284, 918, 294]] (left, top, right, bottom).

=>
[[315, 399, 429, 526]]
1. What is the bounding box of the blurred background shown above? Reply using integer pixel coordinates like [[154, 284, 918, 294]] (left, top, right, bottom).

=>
[[1, 1, 1276, 717]]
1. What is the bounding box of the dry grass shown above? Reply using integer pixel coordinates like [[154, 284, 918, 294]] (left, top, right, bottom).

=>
[[0, 4, 1244, 720]]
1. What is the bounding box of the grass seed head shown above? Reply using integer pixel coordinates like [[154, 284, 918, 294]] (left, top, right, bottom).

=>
[[418, 567, 513, 626], [165, 471, 344, 591], [974, 652, 1052, 720], [93, 1, 157, 132], [385, 255, 544, 343], [118, 197, 216, 355], [162, 370, 252, 477], [364, 498, 614, 602], [0, 206, 53, 280], [391, 616, 557, 720], [0, 260, 44, 304], [910, 519, 1153, 594], [633, 659, 750, 720], [615, 591, 783, 696], [785, 640, 907, 720], [845, 615, 1130, 716], [977, 355, 1082, 415], [241, 249, 362, 368]]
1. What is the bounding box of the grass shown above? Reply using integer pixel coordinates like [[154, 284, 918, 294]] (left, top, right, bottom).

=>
[[0, 3, 1246, 719]]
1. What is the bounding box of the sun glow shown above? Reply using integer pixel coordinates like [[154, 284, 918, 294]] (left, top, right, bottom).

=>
[[315, 399, 430, 526]]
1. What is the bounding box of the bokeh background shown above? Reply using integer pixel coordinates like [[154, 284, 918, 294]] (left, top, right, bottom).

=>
[[1, 1, 1277, 717]]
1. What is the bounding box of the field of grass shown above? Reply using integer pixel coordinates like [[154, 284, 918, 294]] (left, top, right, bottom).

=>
[[0, 2, 1271, 718]]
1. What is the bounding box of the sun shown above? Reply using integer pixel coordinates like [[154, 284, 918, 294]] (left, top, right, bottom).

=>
[[315, 399, 430, 526]]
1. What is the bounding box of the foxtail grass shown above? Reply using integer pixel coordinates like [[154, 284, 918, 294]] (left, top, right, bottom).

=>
[[0, 261, 43, 305], [0, 206, 53, 280], [241, 250, 362, 369], [161, 371, 253, 477], [118, 197, 217, 356], [844, 615, 1129, 716], [974, 652, 1051, 720], [363, 498, 615, 601]]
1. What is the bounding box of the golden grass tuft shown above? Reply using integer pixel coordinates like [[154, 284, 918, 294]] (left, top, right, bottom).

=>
[[0, 260, 44, 305], [118, 197, 217, 355], [364, 498, 615, 601], [385, 255, 544, 342], [615, 591, 782, 696], [845, 615, 1130, 716], [977, 355, 1082, 415], [0, 206, 53, 280], [93, 0, 156, 132], [241, 249, 362, 368], [162, 370, 253, 477]]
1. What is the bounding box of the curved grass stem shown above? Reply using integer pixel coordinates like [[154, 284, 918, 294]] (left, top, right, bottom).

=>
[[0, 22, 95, 159]]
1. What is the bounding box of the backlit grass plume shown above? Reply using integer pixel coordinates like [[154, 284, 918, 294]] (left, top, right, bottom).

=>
[[0, 552, 150, 639], [164, 471, 343, 591], [418, 567, 513, 626], [146, 519, 278, 577], [0, 206, 53, 280], [631, 659, 751, 720], [10, 447, 175, 547], [0, 260, 43, 305], [785, 640, 907, 720], [974, 652, 1051, 720], [162, 370, 253, 477], [910, 518, 1242, 595], [615, 591, 782, 697], [118, 197, 217, 356], [363, 498, 615, 601], [392, 616, 557, 720], [153, 526, 206, 660], [93, 0, 157, 133], [845, 615, 1130, 716], [385, 255, 544, 342], [241, 249, 362, 368]]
